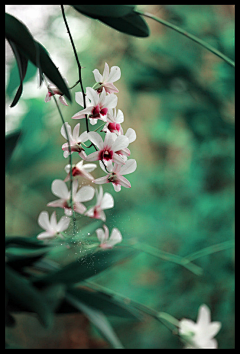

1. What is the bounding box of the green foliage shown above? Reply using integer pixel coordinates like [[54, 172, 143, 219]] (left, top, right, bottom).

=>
[[5, 4, 234, 350], [5, 13, 71, 103], [71, 5, 150, 37]]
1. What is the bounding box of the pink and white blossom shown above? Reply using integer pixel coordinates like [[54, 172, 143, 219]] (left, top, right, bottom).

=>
[[37, 211, 70, 240], [45, 84, 68, 106], [72, 87, 118, 125], [64, 160, 97, 182], [96, 225, 122, 249], [179, 304, 221, 349], [47, 179, 95, 216], [93, 62, 121, 94], [85, 186, 114, 221], [102, 108, 124, 135], [61, 122, 88, 159], [86, 131, 129, 166], [94, 159, 137, 192]]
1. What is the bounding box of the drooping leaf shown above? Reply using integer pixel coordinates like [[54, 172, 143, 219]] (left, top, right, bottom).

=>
[[5, 130, 21, 167], [71, 5, 135, 18], [66, 286, 140, 319], [7, 40, 28, 107], [66, 294, 124, 349], [33, 247, 137, 286], [97, 11, 150, 37], [5, 13, 71, 101], [5, 265, 52, 328]]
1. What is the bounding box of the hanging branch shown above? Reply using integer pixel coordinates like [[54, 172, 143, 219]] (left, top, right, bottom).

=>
[[137, 10, 235, 68]]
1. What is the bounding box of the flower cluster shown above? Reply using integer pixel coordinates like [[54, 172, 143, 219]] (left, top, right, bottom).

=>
[[37, 63, 136, 248]]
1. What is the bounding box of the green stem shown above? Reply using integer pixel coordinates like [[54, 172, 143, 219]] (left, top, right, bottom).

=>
[[130, 242, 203, 276], [44, 77, 77, 235], [137, 10, 235, 68]]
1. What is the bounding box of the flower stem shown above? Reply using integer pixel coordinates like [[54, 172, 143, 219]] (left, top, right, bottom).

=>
[[137, 10, 235, 68], [60, 5, 90, 132], [44, 77, 77, 235]]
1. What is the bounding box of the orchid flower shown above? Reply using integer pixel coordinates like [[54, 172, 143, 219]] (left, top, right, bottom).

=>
[[61, 122, 88, 159], [93, 62, 121, 94], [111, 127, 136, 159], [37, 211, 70, 240], [86, 131, 129, 166], [85, 186, 114, 221], [47, 179, 95, 216], [94, 159, 137, 192], [96, 225, 122, 249], [72, 87, 118, 125], [179, 304, 221, 349], [102, 108, 124, 135], [45, 84, 68, 106], [64, 160, 97, 182]]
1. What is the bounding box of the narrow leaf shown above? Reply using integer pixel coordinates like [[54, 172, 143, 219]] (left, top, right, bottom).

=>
[[97, 11, 150, 37], [5, 13, 71, 101], [5, 265, 52, 328], [5, 130, 21, 166], [7, 40, 28, 107], [71, 5, 135, 18], [66, 294, 124, 349]]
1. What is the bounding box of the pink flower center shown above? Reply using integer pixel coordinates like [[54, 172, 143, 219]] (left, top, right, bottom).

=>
[[108, 122, 121, 133], [91, 105, 108, 118], [99, 147, 113, 161], [72, 166, 82, 177]]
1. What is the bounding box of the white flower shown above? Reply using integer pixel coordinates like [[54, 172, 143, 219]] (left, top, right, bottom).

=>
[[72, 87, 118, 125], [47, 179, 95, 216], [179, 304, 221, 349], [96, 225, 122, 249], [102, 108, 124, 135], [64, 160, 97, 182], [61, 122, 88, 159], [85, 186, 114, 221], [37, 211, 70, 240], [94, 159, 137, 192], [86, 131, 129, 166], [45, 84, 68, 106], [93, 62, 121, 94]]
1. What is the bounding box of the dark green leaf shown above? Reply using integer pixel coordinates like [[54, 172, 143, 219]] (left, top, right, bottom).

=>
[[33, 247, 137, 286], [5, 236, 49, 249], [97, 11, 150, 37], [7, 39, 28, 107], [5, 265, 52, 328], [66, 294, 124, 349], [5, 13, 71, 101], [66, 286, 140, 319], [71, 5, 135, 18], [5, 130, 21, 166]]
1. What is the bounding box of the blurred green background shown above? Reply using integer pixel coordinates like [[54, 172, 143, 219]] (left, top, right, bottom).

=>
[[5, 5, 235, 349]]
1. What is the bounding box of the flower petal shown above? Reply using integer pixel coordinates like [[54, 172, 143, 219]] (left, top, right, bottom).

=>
[[120, 159, 137, 175], [86, 87, 99, 106], [108, 66, 121, 83], [93, 68, 103, 83], [85, 151, 100, 162], [74, 202, 87, 215], [72, 107, 93, 119], [125, 128, 136, 143], [108, 228, 122, 246], [72, 123, 80, 141], [59, 95, 68, 106], [37, 231, 55, 240], [38, 211, 51, 231], [75, 91, 84, 107], [104, 92, 118, 109], [102, 62, 110, 82], [112, 135, 129, 152], [101, 192, 114, 210], [88, 131, 104, 150], [94, 175, 110, 185], [51, 179, 69, 199], [117, 175, 131, 189], [75, 185, 95, 202], [96, 227, 108, 244]]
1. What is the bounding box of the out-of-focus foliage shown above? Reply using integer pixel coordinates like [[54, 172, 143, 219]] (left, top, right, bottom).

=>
[[5, 5, 234, 349]]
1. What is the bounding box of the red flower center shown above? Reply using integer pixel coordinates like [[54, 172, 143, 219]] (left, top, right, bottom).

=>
[[108, 122, 121, 133], [99, 147, 113, 161]]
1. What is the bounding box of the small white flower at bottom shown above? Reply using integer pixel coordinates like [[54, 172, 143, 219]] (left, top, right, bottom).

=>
[[96, 225, 122, 249], [178, 304, 221, 349], [37, 211, 70, 240]]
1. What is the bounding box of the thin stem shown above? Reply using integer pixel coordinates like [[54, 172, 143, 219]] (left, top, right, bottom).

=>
[[44, 77, 77, 235], [60, 5, 90, 132], [137, 10, 235, 68]]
